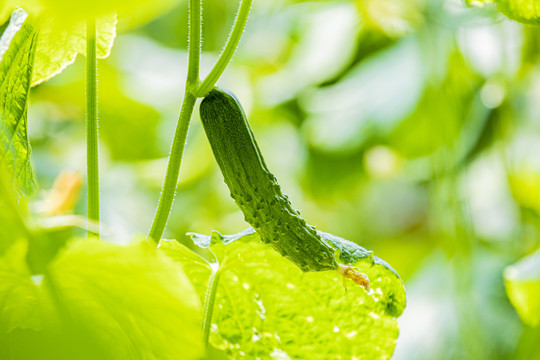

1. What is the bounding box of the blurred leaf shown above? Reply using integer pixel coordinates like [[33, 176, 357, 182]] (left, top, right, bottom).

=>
[[0, 169, 27, 255], [504, 250, 540, 326], [32, 14, 116, 85], [157, 238, 213, 305], [301, 37, 425, 153], [466, 0, 495, 6], [509, 170, 540, 215], [41, 239, 204, 360], [160, 228, 405, 359], [0, 6, 13, 25], [355, 0, 425, 38], [97, 63, 164, 161], [115, 0, 180, 31], [496, 0, 540, 25], [0, 241, 41, 333], [0, 9, 38, 196], [388, 52, 479, 159], [0, 8, 26, 60], [257, 2, 360, 106], [12, 0, 178, 28], [1, 239, 204, 359]]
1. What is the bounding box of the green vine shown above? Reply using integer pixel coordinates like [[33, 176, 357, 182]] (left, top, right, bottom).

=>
[[86, 17, 99, 236], [195, 0, 253, 97], [148, 0, 253, 242]]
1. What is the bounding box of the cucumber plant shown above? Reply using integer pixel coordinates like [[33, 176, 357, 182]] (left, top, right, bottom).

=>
[[26, 0, 540, 357]]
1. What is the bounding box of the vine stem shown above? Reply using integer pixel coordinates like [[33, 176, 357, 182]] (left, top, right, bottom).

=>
[[148, 92, 196, 241], [148, 0, 253, 242], [86, 17, 99, 236], [202, 263, 222, 350], [195, 0, 253, 98], [148, 0, 201, 242]]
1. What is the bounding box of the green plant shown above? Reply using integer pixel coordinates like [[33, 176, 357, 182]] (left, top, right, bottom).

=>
[[2, 0, 539, 359]]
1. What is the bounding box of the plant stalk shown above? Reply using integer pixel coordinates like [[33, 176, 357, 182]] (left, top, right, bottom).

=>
[[86, 17, 99, 236], [148, 0, 202, 241], [148, 92, 197, 241], [148, 0, 253, 241]]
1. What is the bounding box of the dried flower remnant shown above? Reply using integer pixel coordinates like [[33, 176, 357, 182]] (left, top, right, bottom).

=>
[[36, 171, 83, 216]]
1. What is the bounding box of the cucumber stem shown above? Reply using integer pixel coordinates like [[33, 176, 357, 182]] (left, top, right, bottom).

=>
[[148, 0, 202, 242], [187, 0, 201, 85], [148, 92, 197, 241], [86, 17, 99, 236], [195, 0, 253, 97], [149, 0, 253, 241]]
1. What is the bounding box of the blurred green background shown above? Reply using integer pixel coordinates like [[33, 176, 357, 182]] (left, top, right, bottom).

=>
[[25, 0, 540, 358]]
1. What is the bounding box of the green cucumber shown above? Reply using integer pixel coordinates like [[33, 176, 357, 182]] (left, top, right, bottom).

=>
[[199, 88, 338, 272]]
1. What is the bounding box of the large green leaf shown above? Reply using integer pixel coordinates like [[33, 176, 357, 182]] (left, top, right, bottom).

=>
[[0, 169, 27, 255], [1, 239, 204, 360], [159, 229, 406, 359], [504, 250, 540, 327], [0, 241, 41, 334], [496, 0, 540, 25], [0, 9, 38, 196], [45, 239, 203, 360], [1, 8, 116, 86], [32, 14, 116, 85]]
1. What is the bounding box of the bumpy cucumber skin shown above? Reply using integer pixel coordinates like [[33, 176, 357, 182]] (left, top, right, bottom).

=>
[[200, 88, 338, 272]]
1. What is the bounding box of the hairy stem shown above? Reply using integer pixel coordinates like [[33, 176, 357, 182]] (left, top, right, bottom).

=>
[[148, 92, 196, 241], [148, 0, 202, 241], [187, 0, 201, 86], [195, 0, 253, 97], [86, 17, 99, 236], [149, 0, 253, 241]]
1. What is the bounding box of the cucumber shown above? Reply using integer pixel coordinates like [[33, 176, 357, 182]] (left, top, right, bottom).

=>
[[199, 88, 338, 272]]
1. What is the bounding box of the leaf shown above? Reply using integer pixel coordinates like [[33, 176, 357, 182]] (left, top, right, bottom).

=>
[[160, 229, 406, 359], [0, 6, 13, 26], [258, 3, 359, 106], [157, 240, 215, 306], [355, 0, 425, 38], [0, 8, 27, 61], [0, 241, 42, 333], [32, 14, 117, 85], [496, 0, 540, 25], [18, 0, 177, 28], [504, 251, 540, 327], [0, 9, 38, 196], [0, 239, 205, 359], [466, 0, 495, 7], [1, 8, 116, 86], [508, 169, 540, 215], [40, 239, 204, 360], [387, 50, 485, 163], [187, 227, 259, 249], [301, 37, 425, 153], [0, 169, 27, 255]]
